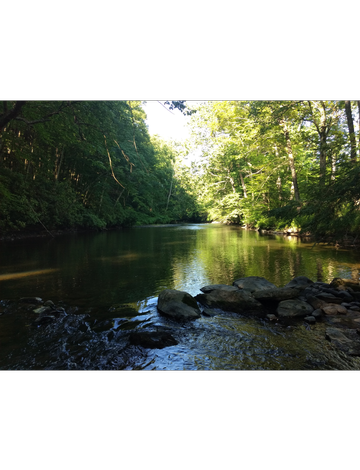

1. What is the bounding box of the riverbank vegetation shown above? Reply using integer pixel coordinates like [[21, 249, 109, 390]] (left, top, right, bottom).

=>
[[186, 101, 360, 243], [1, 100, 359, 243], [0, 101, 203, 235]]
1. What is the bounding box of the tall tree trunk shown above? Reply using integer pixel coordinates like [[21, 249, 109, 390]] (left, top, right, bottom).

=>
[[331, 153, 336, 181], [308, 101, 328, 184], [227, 168, 236, 193], [276, 175, 282, 202], [237, 166, 248, 198], [318, 103, 327, 184], [165, 175, 173, 211], [279, 119, 300, 201], [55, 146, 65, 181], [344, 101, 357, 163]]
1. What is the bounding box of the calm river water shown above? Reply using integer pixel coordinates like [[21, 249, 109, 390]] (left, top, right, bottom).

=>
[[1, 224, 360, 370]]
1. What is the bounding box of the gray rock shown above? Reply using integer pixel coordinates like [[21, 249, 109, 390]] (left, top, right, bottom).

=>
[[322, 304, 348, 315], [312, 309, 323, 318], [232, 276, 277, 293], [267, 314, 277, 321], [253, 287, 301, 301], [325, 327, 352, 343], [44, 300, 55, 307], [284, 276, 314, 289], [349, 306, 360, 311], [33, 306, 52, 315], [202, 308, 219, 317], [306, 295, 325, 310], [196, 284, 265, 315], [157, 289, 201, 321], [304, 315, 316, 323], [325, 327, 360, 356], [277, 299, 314, 318], [330, 278, 360, 292], [33, 315, 56, 325], [315, 293, 343, 304]]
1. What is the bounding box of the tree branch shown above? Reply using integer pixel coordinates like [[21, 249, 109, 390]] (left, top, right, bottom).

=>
[[0, 101, 27, 131]]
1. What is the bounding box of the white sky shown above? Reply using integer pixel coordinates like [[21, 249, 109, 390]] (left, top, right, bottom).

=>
[[142, 101, 201, 142]]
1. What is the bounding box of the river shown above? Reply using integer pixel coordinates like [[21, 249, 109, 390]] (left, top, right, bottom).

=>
[[1, 224, 360, 370]]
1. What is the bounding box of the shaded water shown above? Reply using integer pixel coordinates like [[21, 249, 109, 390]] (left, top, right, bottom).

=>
[[1, 224, 360, 370]]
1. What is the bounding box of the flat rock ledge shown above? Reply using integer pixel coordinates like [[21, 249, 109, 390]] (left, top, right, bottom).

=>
[[156, 276, 360, 356]]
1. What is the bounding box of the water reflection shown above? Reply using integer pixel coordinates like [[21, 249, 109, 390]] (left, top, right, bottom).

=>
[[0, 225, 360, 311], [2, 224, 360, 370]]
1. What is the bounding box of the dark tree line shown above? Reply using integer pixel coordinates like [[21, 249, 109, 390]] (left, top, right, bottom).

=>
[[0, 101, 202, 233]]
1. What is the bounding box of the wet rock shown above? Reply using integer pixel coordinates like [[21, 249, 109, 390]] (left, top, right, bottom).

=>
[[129, 330, 178, 349], [349, 306, 360, 311], [332, 290, 353, 302], [43, 300, 55, 307], [330, 278, 360, 292], [315, 293, 343, 304], [284, 276, 314, 289], [196, 285, 265, 315], [233, 276, 277, 293], [304, 315, 316, 324], [33, 306, 52, 315], [267, 314, 277, 321], [202, 308, 219, 317], [325, 327, 360, 355], [157, 289, 201, 321], [253, 287, 301, 302], [325, 327, 352, 344], [312, 309, 323, 319], [277, 299, 314, 318], [306, 295, 325, 310], [322, 304, 348, 315], [33, 315, 56, 325]]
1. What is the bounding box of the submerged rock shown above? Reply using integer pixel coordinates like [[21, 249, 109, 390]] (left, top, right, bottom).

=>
[[129, 331, 178, 349], [325, 327, 360, 355], [157, 289, 201, 321]]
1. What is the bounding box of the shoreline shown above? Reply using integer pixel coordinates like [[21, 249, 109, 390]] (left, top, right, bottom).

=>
[[1, 223, 359, 249]]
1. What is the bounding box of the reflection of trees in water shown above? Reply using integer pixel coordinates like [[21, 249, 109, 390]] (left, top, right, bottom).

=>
[[316, 259, 323, 282]]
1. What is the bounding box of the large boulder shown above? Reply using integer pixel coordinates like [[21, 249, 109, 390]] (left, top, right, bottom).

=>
[[157, 289, 201, 321], [233, 276, 277, 293], [196, 284, 265, 315], [277, 299, 314, 318]]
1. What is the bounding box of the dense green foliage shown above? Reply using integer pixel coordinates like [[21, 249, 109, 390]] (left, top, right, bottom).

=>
[[1, 100, 359, 242], [186, 100, 360, 242], [0, 101, 202, 233]]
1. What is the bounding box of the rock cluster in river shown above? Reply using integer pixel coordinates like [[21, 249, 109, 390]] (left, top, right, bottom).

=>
[[156, 275, 360, 356]]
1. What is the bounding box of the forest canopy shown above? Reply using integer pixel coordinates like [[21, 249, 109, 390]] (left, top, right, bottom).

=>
[[1, 100, 359, 242]]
